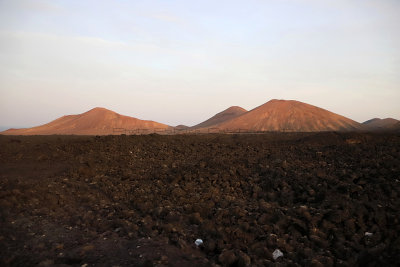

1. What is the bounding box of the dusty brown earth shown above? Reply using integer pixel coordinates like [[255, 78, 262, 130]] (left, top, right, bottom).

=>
[[0, 132, 399, 266]]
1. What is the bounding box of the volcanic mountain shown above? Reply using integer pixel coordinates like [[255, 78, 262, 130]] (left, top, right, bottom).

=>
[[192, 106, 247, 129], [209, 99, 364, 132], [362, 118, 400, 131], [1, 107, 170, 135], [174, 125, 190, 130]]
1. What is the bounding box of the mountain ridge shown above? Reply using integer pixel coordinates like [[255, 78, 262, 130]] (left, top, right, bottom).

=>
[[2, 100, 398, 135], [1, 107, 170, 135], [192, 106, 247, 129], [362, 118, 399, 131], [206, 99, 364, 132]]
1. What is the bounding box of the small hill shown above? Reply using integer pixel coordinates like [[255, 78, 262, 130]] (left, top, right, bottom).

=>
[[362, 118, 400, 131], [212, 99, 364, 132], [1, 107, 170, 135], [174, 125, 190, 130], [192, 106, 247, 129]]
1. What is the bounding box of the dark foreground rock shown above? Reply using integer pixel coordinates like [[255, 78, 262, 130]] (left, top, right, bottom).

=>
[[0, 132, 399, 266]]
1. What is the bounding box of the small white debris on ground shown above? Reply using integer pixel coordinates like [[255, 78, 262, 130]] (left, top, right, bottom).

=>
[[272, 249, 283, 260], [195, 239, 203, 246], [365, 232, 373, 237]]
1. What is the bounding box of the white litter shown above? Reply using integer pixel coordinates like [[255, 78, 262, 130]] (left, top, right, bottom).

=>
[[272, 249, 283, 260], [365, 232, 373, 237], [195, 239, 203, 246]]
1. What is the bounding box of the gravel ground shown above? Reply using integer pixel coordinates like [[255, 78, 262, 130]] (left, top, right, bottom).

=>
[[0, 132, 399, 266]]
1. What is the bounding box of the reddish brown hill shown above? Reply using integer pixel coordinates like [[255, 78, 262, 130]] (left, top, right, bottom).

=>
[[1, 107, 170, 135], [362, 118, 399, 131], [192, 106, 247, 129], [212, 99, 364, 132]]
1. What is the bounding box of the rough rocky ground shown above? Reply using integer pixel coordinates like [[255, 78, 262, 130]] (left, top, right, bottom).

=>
[[0, 132, 399, 266]]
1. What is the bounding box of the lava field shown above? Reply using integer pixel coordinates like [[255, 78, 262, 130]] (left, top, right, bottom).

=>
[[0, 132, 399, 266]]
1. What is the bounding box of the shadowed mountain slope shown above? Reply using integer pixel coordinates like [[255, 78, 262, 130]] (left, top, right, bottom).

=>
[[192, 106, 247, 129], [363, 118, 399, 131]]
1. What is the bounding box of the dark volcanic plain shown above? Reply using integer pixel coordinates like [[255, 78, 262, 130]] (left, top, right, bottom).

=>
[[0, 133, 399, 266]]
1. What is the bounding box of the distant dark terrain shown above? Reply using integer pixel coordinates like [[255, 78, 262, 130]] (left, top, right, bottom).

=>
[[0, 133, 399, 266]]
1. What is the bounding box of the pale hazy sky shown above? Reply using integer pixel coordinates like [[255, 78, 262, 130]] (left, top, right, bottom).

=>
[[0, 0, 399, 127]]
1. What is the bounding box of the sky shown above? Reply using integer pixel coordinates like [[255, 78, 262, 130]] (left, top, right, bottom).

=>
[[0, 0, 399, 127]]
